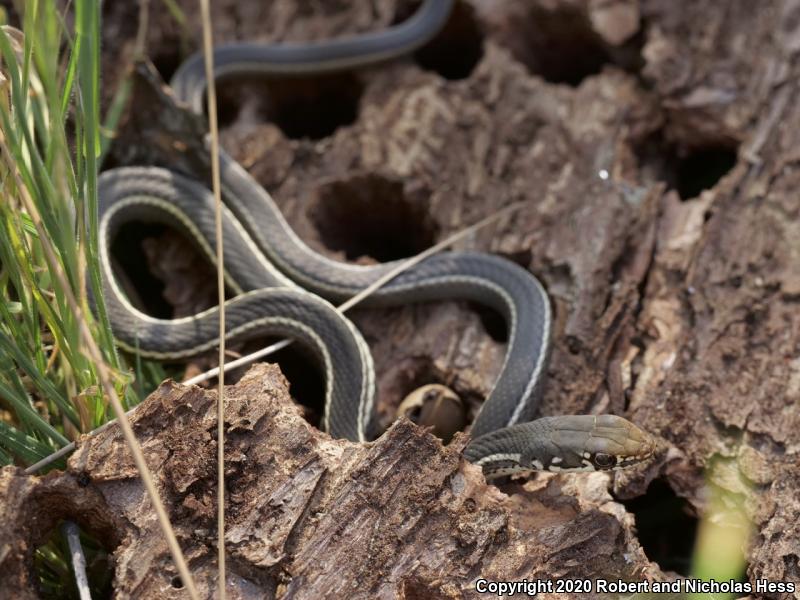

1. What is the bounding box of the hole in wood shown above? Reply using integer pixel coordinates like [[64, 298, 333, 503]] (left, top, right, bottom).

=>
[[109, 224, 224, 319], [235, 337, 327, 432], [309, 173, 438, 262], [110, 222, 174, 319], [216, 72, 364, 140], [634, 133, 739, 200], [507, 4, 614, 86], [674, 146, 738, 200], [396, 0, 484, 80], [34, 521, 115, 600], [151, 48, 183, 84], [468, 302, 508, 343], [622, 478, 698, 575]]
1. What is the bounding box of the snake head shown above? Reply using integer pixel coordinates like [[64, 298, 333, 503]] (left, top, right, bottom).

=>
[[465, 414, 657, 478], [535, 414, 657, 472]]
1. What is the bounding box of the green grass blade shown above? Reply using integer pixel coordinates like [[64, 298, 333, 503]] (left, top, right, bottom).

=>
[[0, 378, 70, 447], [0, 420, 58, 464]]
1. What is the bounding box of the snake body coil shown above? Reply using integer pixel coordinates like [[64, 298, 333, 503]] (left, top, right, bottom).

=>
[[98, 0, 656, 476]]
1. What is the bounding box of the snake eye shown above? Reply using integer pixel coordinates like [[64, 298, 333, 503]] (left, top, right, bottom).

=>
[[593, 453, 616, 469]]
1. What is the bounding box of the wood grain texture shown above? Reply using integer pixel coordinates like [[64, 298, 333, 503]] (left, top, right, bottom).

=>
[[3, 0, 800, 596]]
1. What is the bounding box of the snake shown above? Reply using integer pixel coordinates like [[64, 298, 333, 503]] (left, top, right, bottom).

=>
[[96, 0, 656, 478]]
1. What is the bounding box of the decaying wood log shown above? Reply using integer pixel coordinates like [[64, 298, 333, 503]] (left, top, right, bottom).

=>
[[1, 364, 656, 598], [3, 0, 800, 597], [0, 467, 124, 599]]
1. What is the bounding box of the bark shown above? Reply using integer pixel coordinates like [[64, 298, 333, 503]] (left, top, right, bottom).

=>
[[2, 0, 799, 597], [1, 365, 653, 598]]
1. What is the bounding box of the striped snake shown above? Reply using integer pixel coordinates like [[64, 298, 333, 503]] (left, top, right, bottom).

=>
[[97, 0, 656, 478]]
